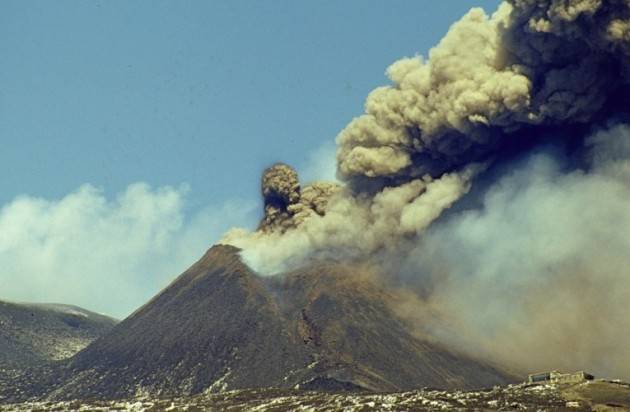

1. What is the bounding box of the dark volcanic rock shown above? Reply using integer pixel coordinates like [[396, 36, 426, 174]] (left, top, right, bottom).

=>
[[1, 245, 514, 402], [0, 300, 117, 369], [58, 245, 312, 400], [8, 380, 630, 411], [270, 263, 512, 392]]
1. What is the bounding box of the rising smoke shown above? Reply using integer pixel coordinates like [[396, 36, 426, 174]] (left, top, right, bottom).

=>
[[222, 0, 630, 378], [397, 124, 630, 379]]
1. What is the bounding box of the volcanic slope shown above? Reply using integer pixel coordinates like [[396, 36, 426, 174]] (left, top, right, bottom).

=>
[[269, 263, 513, 392], [3, 245, 514, 402], [0, 301, 117, 370]]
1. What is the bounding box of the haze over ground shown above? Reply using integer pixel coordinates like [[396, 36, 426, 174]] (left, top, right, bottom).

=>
[[0, 1, 499, 318]]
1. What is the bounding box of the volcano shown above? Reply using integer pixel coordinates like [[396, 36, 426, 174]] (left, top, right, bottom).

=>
[[2, 245, 514, 402]]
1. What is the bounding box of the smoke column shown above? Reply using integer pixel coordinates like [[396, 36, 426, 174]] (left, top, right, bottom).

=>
[[222, 0, 630, 378]]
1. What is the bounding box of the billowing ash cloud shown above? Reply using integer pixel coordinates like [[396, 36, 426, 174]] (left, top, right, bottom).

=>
[[223, 165, 475, 273], [225, 0, 630, 273], [222, 0, 630, 378], [259, 163, 302, 232], [258, 163, 340, 234], [337, 0, 629, 183]]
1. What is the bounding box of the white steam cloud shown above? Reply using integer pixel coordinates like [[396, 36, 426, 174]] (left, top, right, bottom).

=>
[[0, 183, 255, 318]]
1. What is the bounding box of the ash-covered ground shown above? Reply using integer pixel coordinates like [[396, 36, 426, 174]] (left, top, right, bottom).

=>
[[2, 380, 630, 411]]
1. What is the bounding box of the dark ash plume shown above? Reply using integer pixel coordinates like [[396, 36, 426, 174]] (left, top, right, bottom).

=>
[[337, 0, 630, 184], [222, 0, 630, 379], [259, 163, 301, 232]]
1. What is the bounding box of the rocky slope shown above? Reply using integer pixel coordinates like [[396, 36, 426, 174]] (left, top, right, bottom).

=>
[[268, 262, 511, 392], [0, 300, 117, 369], [3, 380, 630, 411]]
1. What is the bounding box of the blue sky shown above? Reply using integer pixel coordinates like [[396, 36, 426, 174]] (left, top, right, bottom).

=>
[[0, 0, 501, 317]]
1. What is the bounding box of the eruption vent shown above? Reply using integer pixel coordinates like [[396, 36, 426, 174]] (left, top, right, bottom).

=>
[[258, 163, 340, 233], [260, 163, 301, 232]]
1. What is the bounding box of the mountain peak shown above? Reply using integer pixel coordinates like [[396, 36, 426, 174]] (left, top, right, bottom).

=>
[[1, 245, 514, 402]]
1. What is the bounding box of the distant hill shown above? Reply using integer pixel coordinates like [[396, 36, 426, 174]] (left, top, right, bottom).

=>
[[1, 245, 514, 402], [0, 300, 117, 370]]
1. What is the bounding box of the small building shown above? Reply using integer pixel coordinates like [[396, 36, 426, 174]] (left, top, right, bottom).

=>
[[527, 370, 594, 385]]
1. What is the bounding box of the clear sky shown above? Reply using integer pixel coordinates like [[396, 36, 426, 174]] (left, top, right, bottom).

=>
[[0, 0, 501, 317]]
